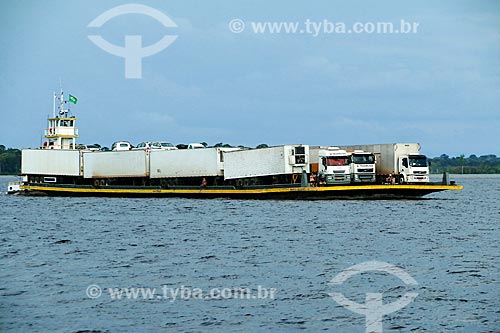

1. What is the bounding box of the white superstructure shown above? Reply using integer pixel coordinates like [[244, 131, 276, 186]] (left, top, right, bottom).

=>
[[42, 91, 78, 150]]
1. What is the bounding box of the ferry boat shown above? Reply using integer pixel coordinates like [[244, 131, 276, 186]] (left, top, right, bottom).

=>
[[11, 92, 463, 199]]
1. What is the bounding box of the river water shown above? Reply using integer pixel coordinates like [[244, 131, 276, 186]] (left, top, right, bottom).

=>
[[0, 175, 498, 332]]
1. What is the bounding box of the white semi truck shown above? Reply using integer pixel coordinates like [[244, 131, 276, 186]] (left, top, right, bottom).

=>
[[339, 143, 430, 184], [309, 147, 351, 185], [349, 150, 376, 183]]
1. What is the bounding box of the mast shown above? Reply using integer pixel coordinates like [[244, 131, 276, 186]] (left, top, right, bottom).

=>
[[59, 89, 67, 115], [52, 92, 56, 118]]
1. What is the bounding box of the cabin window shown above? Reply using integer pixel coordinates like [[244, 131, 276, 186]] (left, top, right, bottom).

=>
[[409, 156, 428, 167], [325, 157, 350, 166], [352, 154, 375, 164]]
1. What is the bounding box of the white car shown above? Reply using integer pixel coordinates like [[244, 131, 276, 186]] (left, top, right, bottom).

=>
[[75, 144, 100, 151], [111, 141, 132, 151], [133, 142, 159, 151], [135, 141, 178, 151], [187, 143, 206, 149], [154, 142, 178, 150]]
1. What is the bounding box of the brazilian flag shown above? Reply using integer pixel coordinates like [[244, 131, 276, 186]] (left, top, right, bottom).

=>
[[69, 94, 78, 104]]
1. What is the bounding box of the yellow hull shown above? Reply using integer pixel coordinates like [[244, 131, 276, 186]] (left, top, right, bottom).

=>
[[20, 184, 463, 199]]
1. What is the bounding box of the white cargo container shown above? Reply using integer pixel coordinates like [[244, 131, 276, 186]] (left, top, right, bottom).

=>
[[83, 150, 148, 178], [338, 143, 429, 183], [149, 147, 239, 178], [223, 145, 309, 180], [21, 149, 82, 176]]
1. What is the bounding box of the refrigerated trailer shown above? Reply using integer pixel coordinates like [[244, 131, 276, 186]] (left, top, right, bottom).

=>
[[83, 150, 149, 179], [223, 145, 309, 184], [149, 147, 239, 178], [22, 149, 82, 177]]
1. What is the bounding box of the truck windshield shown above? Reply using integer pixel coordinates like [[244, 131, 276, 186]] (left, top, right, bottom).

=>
[[409, 156, 428, 167], [326, 157, 350, 166], [352, 154, 375, 164]]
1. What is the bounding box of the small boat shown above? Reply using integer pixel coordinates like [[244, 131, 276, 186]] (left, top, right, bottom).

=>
[[7, 182, 22, 195]]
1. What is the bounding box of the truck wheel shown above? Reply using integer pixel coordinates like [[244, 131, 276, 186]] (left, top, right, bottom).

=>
[[399, 175, 405, 184]]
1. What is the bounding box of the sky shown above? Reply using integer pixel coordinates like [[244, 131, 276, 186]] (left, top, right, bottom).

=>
[[0, 0, 499, 156]]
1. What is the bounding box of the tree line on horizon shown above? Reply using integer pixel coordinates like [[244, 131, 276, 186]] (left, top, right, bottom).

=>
[[0, 145, 21, 175], [1, 144, 499, 175], [428, 154, 500, 174]]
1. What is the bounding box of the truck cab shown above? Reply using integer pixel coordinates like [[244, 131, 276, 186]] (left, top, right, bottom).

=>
[[399, 154, 430, 183], [318, 148, 351, 185], [350, 150, 376, 183]]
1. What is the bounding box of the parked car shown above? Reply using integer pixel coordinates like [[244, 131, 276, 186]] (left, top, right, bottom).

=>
[[134, 142, 150, 150], [86, 144, 101, 151], [133, 142, 163, 151], [187, 143, 206, 149], [176, 144, 188, 150], [75, 144, 100, 151], [111, 141, 132, 151], [154, 142, 178, 150], [75, 144, 86, 150]]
